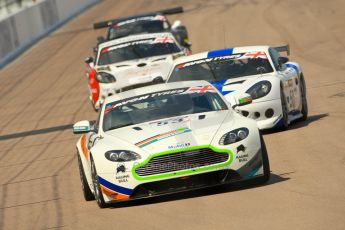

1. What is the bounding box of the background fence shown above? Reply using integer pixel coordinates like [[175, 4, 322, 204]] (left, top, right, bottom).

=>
[[0, 0, 99, 68]]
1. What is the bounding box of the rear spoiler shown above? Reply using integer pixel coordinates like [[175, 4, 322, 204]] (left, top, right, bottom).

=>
[[273, 44, 290, 56], [93, 6, 184, 29]]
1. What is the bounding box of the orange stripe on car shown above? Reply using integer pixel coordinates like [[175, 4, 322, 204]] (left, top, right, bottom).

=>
[[80, 134, 88, 160], [100, 185, 129, 200]]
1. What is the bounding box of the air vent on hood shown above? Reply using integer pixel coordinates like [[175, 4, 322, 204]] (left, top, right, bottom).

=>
[[224, 80, 245, 86], [152, 58, 166, 62], [133, 127, 142, 131], [116, 64, 130, 68], [137, 63, 147, 67], [199, 114, 206, 120]]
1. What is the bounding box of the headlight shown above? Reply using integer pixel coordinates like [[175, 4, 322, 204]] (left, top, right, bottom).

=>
[[105, 150, 141, 162], [96, 72, 116, 83], [219, 128, 249, 145], [246, 81, 271, 100]]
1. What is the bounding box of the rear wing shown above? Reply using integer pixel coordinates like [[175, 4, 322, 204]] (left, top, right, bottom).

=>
[[93, 6, 184, 29], [273, 44, 290, 56]]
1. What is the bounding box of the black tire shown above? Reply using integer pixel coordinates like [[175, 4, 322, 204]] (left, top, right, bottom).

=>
[[299, 74, 308, 121], [90, 157, 108, 208], [255, 134, 270, 184], [77, 154, 94, 201], [278, 87, 289, 130]]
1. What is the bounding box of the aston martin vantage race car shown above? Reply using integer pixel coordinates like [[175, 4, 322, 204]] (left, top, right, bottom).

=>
[[93, 7, 191, 52], [73, 81, 270, 208], [84, 32, 187, 111], [167, 45, 308, 130]]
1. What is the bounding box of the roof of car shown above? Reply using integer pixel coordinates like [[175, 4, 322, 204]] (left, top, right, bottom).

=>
[[104, 80, 212, 104], [98, 32, 175, 50], [173, 46, 271, 64]]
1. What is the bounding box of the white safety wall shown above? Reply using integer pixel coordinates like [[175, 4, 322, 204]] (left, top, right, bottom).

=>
[[0, 0, 99, 68]]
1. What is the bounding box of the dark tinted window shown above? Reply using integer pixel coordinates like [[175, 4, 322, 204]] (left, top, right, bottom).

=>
[[169, 54, 273, 82]]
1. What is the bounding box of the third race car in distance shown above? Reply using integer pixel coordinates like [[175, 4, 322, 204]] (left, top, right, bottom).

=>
[[85, 32, 188, 111], [167, 45, 308, 130], [93, 6, 192, 53], [73, 80, 270, 208]]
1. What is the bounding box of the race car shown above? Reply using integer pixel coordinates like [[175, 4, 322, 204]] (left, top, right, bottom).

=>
[[93, 6, 191, 52], [84, 32, 187, 111], [73, 81, 270, 208], [167, 45, 308, 130]]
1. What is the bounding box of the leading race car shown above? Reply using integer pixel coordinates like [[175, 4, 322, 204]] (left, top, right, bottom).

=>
[[93, 7, 191, 52], [73, 81, 270, 208], [84, 32, 187, 111], [167, 45, 308, 130]]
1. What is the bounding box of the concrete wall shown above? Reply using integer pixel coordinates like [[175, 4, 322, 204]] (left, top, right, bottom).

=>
[[0, 0, 99, 68]]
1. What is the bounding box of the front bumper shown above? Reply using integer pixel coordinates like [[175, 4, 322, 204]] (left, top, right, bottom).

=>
[[237, 98, 282, 130], [97, 147, 264, 204]]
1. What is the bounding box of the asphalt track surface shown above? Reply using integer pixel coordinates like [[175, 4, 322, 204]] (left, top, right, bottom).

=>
[[0, 0, 344, 229]]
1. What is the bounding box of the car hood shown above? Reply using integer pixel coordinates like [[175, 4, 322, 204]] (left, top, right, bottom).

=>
[[103, 111, 232, 155], [211, 73, 275, 94], [97, 54, 182, 88], [210, 73, 276, 103]]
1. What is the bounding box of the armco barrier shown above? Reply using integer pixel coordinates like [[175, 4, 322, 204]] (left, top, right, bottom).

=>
[[0, 0, 99, 69]]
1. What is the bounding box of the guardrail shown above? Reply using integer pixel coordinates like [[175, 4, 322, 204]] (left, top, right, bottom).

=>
[[0, 0, 36, 15], [0, 0, 99, 69]]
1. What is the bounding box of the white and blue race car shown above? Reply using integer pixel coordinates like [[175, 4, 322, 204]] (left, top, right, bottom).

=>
[[167, 45, 308, 130], [73, 81, 270, 208]]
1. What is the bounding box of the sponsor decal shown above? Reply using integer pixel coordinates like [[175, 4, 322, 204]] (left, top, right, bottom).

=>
[[116, 164, 130, 183], [168, 142, 191, 149], [105, 86, 218, 113], [149, 116, 190, 126], [116, 175, 129, 183], [175, 54, 244, 69], [116, 164, 126, 174], [153, 36, 175, 44], [135, 128, 192, 148], [243, 51, 267, 59], [103, 39, 153, 53], [105, 88, 186, 112], [236, 153, 249, 163], [175, 51, 268, 70], [237, 144, 246, 154], [184, 85, 217, 94]]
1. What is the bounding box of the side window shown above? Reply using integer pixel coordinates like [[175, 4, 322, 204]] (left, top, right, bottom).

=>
[[269, 48, 280, 70]]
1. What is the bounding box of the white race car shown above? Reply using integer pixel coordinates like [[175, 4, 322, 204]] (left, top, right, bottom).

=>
[[167, 45, 308, 130], [73, 81, 270, 208], [84, 32, 187, 111]]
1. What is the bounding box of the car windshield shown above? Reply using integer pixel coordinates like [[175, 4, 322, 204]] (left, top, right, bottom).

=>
[[103, 86, 228, 131], [98, 37, 180, 65], [108, 20, 169, 40], [168, 52, 274, 82]]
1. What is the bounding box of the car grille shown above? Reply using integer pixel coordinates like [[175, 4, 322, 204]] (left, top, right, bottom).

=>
[[135, 148, 229, 177]]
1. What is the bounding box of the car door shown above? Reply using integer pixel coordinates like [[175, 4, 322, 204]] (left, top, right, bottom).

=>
[[86, 111, 102, 166], [269, 48, 301, 113]]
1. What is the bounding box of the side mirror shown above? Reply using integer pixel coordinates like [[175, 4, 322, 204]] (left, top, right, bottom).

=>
[[73, 120, 91, 134], [97, 36, 105, 43], [171, 20, 182, 29], [232, 93, 253, 109], [278, 56, 289, 65], [84, 57, 94, 64]]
